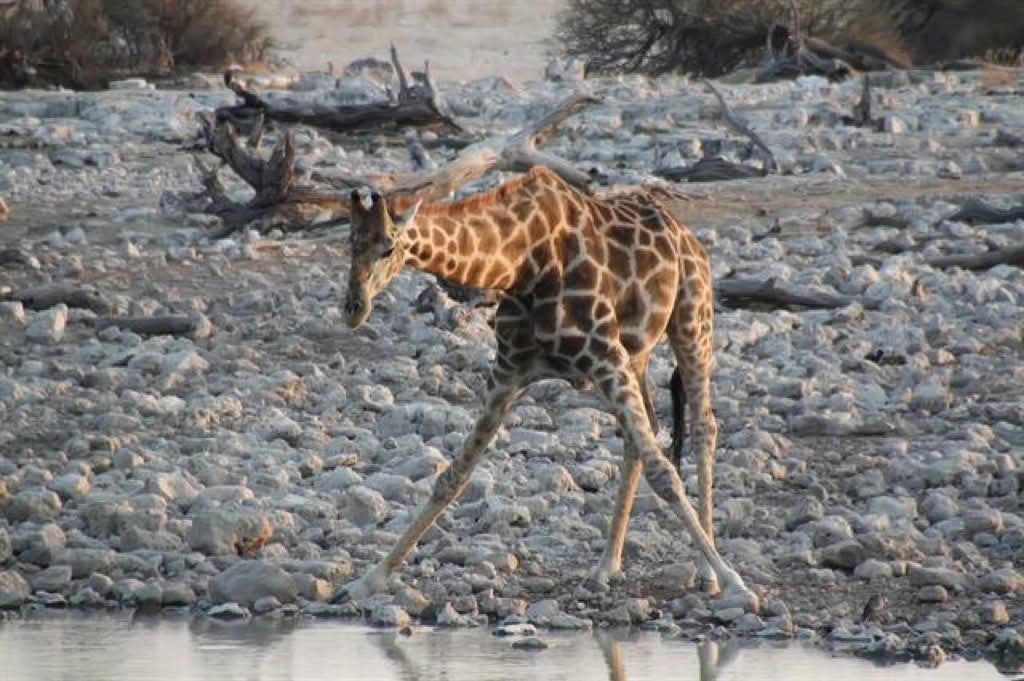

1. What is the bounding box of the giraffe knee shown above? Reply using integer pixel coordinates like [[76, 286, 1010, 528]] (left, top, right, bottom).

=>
[[641, 451, 685, 502]]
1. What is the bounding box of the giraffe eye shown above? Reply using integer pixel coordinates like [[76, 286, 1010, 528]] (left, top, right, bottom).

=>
[[381, 247, 394, 258]]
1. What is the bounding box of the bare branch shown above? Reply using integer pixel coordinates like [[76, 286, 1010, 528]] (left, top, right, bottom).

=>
[[702, 80, 777, 173]]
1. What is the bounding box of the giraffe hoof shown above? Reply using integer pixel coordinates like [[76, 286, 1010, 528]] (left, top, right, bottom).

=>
[[696, 574, 721, 597], [717, 583, 760, 614], [583, 567, 624, 592]]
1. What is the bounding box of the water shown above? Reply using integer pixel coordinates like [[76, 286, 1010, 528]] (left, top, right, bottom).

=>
[[0, 613, 1007, 681]]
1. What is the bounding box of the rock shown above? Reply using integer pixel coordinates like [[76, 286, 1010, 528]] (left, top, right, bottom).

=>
[[511, 636, 549, 650], [25, 304, 67, 343], [48, 473, 91, 501], [146, 472, 199, 503], [979, 568, 1022, 595], [0, 528, 10, 563], [370, 604, 412, 628], [785, 497, 825, 530], [209, 560, 297, 607], [979, 601, 1010, 626], [15, 523, 67, 565], [343, 486, 391, 527], [393, 585, 431, 617], [69, 586, 105, 608], [5, 489, 62, 522], [31, 565, 72, 592], [493, 622, 537, 636], [161, 582, 196, 606], [526, 598, 562, 624], [436, 602, 478, 627], [0, 570, 30, 608], [56, 548, 118, 578], [921, 492, 958, 523], [253, 596, 282, 614], [854, 559, 893, 580], [208, 602, 251, 619], [818, 540, 865, 569], [186, 510, 273, 555], [908, 565, 965, 589], [918, 585, 949, 602], [810, 516, 853, 547]]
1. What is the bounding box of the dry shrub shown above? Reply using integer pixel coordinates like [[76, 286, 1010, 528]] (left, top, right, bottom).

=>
[[554, 0, 1024, 77], [553, 0, 854, 77], [0, 0, 271, 90]]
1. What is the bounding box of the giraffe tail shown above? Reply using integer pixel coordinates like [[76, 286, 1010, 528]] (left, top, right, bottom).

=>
[[668, 367, 687, 472]]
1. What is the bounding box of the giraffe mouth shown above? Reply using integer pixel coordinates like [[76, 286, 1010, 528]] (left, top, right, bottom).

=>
[[344, 295, 372, 328]]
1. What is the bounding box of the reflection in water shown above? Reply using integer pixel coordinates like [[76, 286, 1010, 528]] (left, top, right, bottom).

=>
[[596, 631, 742, 681], [0, 612, 1007, 681]]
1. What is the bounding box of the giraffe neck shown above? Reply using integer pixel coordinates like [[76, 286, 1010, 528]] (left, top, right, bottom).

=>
[[397, 171, 566, 291]]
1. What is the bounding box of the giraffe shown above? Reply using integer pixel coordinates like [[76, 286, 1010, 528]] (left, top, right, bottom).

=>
[[337, 165, 757, 610]]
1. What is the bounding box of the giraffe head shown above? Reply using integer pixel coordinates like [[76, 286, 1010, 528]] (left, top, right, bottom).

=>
[[344, 190, 421, 328]]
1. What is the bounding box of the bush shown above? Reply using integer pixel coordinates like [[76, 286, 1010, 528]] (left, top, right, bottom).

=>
[[553, 0, 1024, 77], [0, 0, 272, 90]]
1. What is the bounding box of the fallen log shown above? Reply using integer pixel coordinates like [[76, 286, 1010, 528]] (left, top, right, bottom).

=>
[[8, 283, 111, 313], [941, 198, 1024, 225], [715, 277, 856, 310], [927, 245, 1024, 271], [656, 157, 764, 183], [93, 315, 214, 339], [216, 44, 462, 136]]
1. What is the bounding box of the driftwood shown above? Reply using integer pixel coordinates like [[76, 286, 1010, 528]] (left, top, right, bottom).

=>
[[190, 94, 600, 237], [7, 283, 110, 313], [94, 315, 213, 339], [216, 45, 462, 136], [655, 83, 775, 182], [942, 198, 1024, 225], [927, 245, 1024, 271], [714, 277, 856, 310]]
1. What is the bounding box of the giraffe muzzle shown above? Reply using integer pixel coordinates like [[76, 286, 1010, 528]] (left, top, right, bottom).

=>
[[344, 297, 371, 328]]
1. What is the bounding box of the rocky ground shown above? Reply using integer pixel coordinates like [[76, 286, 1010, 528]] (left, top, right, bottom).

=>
[[1, 59, 1023, 674]]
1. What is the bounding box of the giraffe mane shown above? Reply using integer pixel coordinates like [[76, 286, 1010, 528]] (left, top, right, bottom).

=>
[[389, 166, 557, 217]]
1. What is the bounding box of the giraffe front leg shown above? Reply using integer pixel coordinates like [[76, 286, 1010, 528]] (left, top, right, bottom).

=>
[[587, 451, 643, 590], [333, 382, 520, 603]]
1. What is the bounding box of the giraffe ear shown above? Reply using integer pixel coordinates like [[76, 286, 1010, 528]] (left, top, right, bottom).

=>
[[392, 200, 421, 233]]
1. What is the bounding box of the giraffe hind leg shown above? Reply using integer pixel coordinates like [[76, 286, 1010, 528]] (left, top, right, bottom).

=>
[[667, 294, 718, 594], [594, 353, 754, 609]]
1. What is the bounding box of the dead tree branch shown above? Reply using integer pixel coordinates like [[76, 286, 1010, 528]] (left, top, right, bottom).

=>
[[187, 95, 599, 236], [715, 277, 856, 310], [703, 79, 777, 173], [216, 46, 463, 136], [94, 315, 214, 339], [927, 245, 1024, 271], [941, 198, 1024, 226]]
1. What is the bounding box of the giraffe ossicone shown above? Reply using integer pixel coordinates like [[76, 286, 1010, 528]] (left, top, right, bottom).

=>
[[338, 166, 757, 612]]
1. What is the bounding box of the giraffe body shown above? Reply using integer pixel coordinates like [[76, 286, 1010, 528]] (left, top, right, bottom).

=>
[[340, 166, 755, 608]]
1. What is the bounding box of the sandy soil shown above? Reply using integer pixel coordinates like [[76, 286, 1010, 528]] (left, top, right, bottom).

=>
[[240, 0, 562, 82]]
